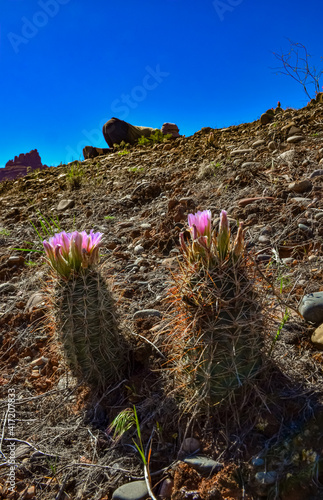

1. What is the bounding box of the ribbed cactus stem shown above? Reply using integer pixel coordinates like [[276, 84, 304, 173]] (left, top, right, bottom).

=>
[[163, 210, 265, 417], [55, 269, 125, 389]]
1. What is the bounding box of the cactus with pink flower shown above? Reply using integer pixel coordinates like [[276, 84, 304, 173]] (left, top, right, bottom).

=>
[[163, 210, 264, 417], [43, 230, 125, 390]]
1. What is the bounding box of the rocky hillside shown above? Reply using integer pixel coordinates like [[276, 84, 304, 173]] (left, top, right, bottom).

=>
[[0, 99, 323, 500]]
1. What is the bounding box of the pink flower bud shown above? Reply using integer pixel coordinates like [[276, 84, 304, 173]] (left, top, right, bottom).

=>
[[217, 210, 230, 261], [232, 222, 245, 261]]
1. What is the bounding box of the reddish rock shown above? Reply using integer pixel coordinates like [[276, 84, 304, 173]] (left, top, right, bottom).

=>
[[238, 196, 275, 207], [1, 149, 48, 182]]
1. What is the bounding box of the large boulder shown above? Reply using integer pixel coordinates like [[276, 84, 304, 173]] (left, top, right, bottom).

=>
[[161, 122, 180, 137], [83, 146, 113, 159], [102, 117, 159, 147]]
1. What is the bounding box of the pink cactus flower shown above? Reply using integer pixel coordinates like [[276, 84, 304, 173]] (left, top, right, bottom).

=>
[[188, 210, 212, 241], [43, 230, 103, 278]]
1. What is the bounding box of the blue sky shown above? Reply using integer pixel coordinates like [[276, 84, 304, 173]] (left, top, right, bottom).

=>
[[0, 0, 322, 167]]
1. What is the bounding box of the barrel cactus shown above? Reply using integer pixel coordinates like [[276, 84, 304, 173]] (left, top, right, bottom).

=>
[[43, 230, 125, 390], [162, 210, 265, 415]]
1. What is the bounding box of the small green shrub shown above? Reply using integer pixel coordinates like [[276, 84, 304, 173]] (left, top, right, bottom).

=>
[[137, 130, 172, 146], [113, 141, 130, 152], [128, 166, 144, 174], [67, 161, 84, 190]]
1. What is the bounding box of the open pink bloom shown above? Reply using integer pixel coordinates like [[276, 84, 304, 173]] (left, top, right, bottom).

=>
[[188, 210, 212, 241], [43, 230, 103, 279]]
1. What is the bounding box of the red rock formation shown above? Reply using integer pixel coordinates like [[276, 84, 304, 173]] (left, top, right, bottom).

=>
[[0, 149, 48, 182]]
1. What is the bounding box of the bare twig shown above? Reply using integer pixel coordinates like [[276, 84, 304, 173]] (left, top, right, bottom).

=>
[[272, 39, 323, 99]]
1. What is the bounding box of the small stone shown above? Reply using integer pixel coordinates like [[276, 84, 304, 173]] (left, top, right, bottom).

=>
[[252, 140, 265, 147], [290, 197, 313, 207], [309, 169, 323, 179], [241, 162, 259, 168], [184, 456, 223, 475], [298, 223, 313, 236], [7, 255, 24, 267], [256, 254, 272, 263], [231, 148, 253, 156], [288, 126, 302, 135], [15, 445, 31, 459], [282, 258, 294, 265], [281, 121, 295, 132], [258, 235, 271, 244], [311, 324, 323, 350], [119, 222, 133, 229], [238, 197, 275, 207], [30, 356, 48, 367], [286, 135, 304, 143], [315, 212, 323, 220], [133, 309, 162, 319], [0, 283, 16, 294], [26, 292, 45, 311], [279, 150, 296, 163], [299, 292, 323, 324], [159, 478, 174, 498], [168, 198, 179, 211], [268, 141, 277, 152], [182, 437, 200, 454], [260, 226, 273, 235], [288, 179, 312, 193], [233, 158, 243, 166], [134, 245, 144, 255], [112, 481, 148, 500], [24, 486, 36, 499], [260, 113, 274, 125], [57, 199, 75, 211]]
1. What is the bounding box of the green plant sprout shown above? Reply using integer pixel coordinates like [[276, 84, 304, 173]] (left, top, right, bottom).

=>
[[12, 210, 61, 253], [0, 228, 11, 236], [67, 161, 84, 189], [109, 406, 157, 500], [104, 216, 115, 221], [270, 307, 290, 354], [128, 166, 144, 174]]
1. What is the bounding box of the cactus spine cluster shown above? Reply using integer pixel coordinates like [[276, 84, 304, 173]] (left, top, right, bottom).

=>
[[163, 211, 264, 414], [44, 231, 125, 390]]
